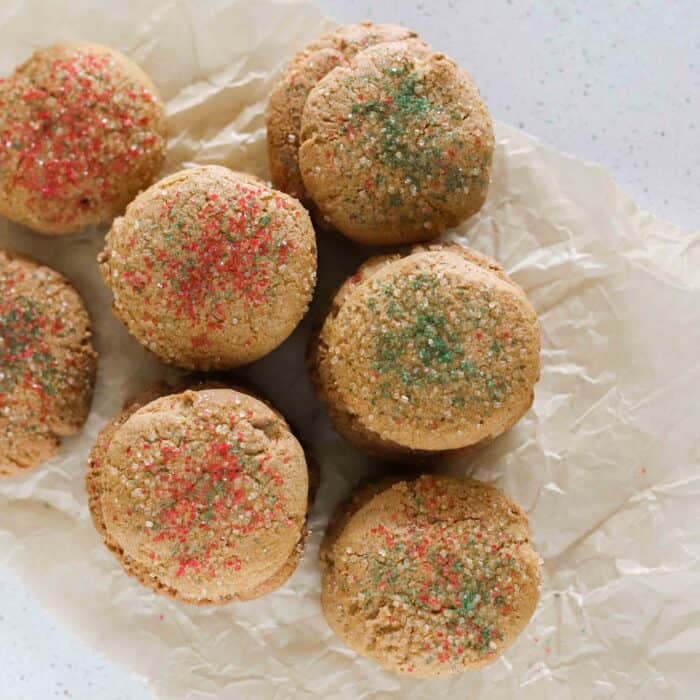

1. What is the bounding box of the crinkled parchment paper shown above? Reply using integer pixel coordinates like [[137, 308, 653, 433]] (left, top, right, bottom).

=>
[[1, 1, 699, 698]]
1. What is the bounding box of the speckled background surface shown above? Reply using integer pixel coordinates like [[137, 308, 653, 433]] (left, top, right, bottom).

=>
[[1, 1, 698, 698]]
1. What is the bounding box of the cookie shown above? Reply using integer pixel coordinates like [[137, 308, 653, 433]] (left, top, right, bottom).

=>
[[0, 43, 166, 235], [320, 475, 541, 677], [0, 250, 97, 476], [88, 386, 309, 604], [310, 243, 540, 457], [299, 41, 494, 244], [98, 165, 317, 370], [267, 22, 421, 212]]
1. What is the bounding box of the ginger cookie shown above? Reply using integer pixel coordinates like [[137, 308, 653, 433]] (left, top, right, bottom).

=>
[[267, 22, 421, 212], [310, 243, 540, 457], [0, 43, 166, 235], [88, 386, 309, 604], [0, 250, 97, 476], [299, 41, 494, 244], [320, 475, 541, 677], [98, 165, 317, 370]]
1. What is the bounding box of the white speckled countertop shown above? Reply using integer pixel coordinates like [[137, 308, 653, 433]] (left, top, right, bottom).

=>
[[1, 1, 698, 698]]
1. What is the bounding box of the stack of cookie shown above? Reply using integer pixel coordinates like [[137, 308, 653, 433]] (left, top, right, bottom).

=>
[[268, 22, 495, 245], [0, 23, 542, 680], [87, 382, 311, 604]]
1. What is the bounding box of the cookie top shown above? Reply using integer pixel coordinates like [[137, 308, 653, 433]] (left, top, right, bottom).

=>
[[0, 250, 97, 476], [99, 165, 317, 370], [267, 22, 420, 209], [92, 387, 309, 604], [312, 244, 540, 454], [0, 43, 166, 235], [299, 41, 494, 245], [320, 475, 541, 677]]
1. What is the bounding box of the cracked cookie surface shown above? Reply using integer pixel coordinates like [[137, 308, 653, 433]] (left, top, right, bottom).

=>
[[320, 475, 541, 677], [89, 387, 309, 604]]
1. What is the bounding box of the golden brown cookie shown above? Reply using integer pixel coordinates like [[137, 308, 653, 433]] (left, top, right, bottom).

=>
[[0, 43, 166, 235], [299, 41, 494, 245], [320, 475, 541, 677], [98, 165, 317, 370], [310, 243, 540, 458], [0, 250, 97, 476], [88, 386, 309, 604], [267, 22, 422, 213]]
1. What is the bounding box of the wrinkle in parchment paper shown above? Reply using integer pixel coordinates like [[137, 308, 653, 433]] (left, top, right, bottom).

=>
[[0, 2, 699, 698]]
